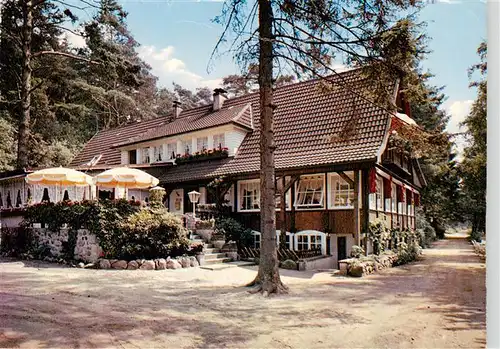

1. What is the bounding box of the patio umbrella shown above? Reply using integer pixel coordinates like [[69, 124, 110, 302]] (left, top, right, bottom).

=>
[[25, 167, 93, 202], [93, 167, 159, 189], [26, 167, 93, 186]]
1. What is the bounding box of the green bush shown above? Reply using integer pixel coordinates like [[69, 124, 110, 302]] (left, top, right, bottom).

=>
[[281, 259, 297, 270], [469, 229, 483, 243], [415, 209, 436, 247], [367, 216, 390, 255], [350, 245, 365, 258], [110, 207, 190, 260], [214, 217, 253, 249], [394, 240, 421, 266]]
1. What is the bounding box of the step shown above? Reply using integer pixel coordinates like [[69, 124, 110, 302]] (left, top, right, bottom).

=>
[[204, 253, 227, 260], [204, 258, 232, 265], [190, 239, 204, 244], [203, 248, 219, 254], [204, 244, 214, 249]]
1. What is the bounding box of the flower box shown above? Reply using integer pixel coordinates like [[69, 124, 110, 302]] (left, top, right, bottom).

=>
[[175, 148, 229, 165]]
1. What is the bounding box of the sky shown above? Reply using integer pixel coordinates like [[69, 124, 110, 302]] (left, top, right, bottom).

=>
[[67, 0, 486, 156]]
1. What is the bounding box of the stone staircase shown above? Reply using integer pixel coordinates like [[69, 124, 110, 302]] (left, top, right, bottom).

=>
[[190, 233, 231, 265]]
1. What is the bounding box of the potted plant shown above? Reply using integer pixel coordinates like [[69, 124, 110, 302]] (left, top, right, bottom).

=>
[[211, 233, 226, 249], [190, 243, 205, 265]]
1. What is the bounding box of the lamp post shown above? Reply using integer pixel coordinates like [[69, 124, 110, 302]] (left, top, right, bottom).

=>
[[188, 190, 201, 220]]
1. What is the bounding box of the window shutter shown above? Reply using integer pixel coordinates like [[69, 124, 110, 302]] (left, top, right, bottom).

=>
[[397, 185, 406, 202], [383, 177, 392, 198], [369, 168, 377, 193]]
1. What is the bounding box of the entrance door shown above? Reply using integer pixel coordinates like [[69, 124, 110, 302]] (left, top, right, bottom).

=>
[[337, 236, 347, 261]]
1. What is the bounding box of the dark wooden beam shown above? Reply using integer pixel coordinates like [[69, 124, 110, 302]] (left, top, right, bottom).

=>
[[279, 175, 286, 247], [353, 171, 360, 246], [361, 168, 370, 256], [338, 171, 355, 187], [283, 175, 300, 194]]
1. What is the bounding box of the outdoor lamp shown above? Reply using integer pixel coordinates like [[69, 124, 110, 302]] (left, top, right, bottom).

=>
[[188, 190, 201, 219]]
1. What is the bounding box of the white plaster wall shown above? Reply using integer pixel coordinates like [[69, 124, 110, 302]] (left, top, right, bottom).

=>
[[299, 256, 336, 271], [225, 128, 247, 156], [329, 234, 355, 267]]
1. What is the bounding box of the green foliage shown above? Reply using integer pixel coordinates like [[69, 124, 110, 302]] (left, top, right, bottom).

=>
[[415, 208, 436, 247], [116, 207, 190, 260], [367, 216, 390, 255], [280, 259, 297, 270], [394, 240, 421, 266], [459, 41, 487, 236], [0, 116, 15, 171], [149, 187, 166, 209], [469, 229, 483, 243], [215, 216, 253, 249], [350, 245, 365, 259], [196, 219, 215, 230]]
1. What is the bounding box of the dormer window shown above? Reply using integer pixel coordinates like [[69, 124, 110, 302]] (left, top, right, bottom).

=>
[[153, 146, 162, 162], [182, 140, 191, 155], [129, 150, 137, 164], [197, 137, 208, 152], [166, 143, 176, 160], [142, 148, 150, 163], [213, 133, 225, 148]]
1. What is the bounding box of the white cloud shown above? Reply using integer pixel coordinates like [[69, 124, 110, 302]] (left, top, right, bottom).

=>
[[138, 45, 222, 91], [444, 99, 473, 160], [63, 31, 86, 49], [445, 100, 473, 134]]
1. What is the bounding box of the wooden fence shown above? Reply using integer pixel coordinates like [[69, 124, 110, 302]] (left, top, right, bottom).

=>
[[238, 246, 322, 261]]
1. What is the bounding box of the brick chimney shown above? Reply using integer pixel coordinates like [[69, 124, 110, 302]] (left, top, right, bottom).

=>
[[172, 101, 182, 119], [213, 88, 227, 111]]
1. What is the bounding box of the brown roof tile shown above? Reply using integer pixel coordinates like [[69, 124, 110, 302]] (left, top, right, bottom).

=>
[[158, 158, 233, 184], [69, 118, 168, 167], [71, 69, 392, 180], [114, 103, 253, 147]]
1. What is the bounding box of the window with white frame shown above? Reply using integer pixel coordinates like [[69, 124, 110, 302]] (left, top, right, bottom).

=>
[[310, 235, 322, 250], [330, 174, 354, 208], [181, 140, 191, 155], [239, 180, 260, 211], [254, 233, 261, 248], [196, 137, 208, 152], [142, 148, 150, 163], [295, 175, 324, 208], [376, 177, 384, 211], [297, 235, 308, 250], [391, 183, 397, 212], [153, 145, 162, 162], [294, 231, 326, 254], [213, 133, 225, 148], [166, 143, 177, 160]]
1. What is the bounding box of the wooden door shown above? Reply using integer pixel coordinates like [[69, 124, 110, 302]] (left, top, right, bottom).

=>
[[337, 236, 347, 261]]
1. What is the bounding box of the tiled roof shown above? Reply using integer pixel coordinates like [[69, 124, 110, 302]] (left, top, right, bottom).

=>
[[70, 69, 393, 179], [70, 118, 168, 167], [113, 103, 253, 148], [157, 158, 233, 184], [212, 70, 391, 176]]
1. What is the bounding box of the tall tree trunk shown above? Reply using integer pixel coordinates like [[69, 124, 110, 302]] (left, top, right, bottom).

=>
[[247, 0, 288, 295], [17, 0, 32, 169]]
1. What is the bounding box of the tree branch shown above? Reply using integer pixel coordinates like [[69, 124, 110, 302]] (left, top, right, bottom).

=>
[[32, 51, 100, 64]]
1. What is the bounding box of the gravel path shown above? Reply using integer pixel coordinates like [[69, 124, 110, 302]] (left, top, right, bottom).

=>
[[0, 236, 485, 348]]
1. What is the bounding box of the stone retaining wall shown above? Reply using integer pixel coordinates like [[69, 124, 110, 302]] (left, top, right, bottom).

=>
[[339, 253, 398, 277], [98, 255, 202, 270], [31, 228, 102, 263]]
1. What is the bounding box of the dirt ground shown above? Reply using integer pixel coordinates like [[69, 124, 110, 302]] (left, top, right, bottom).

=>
[[0, 235, 485, 349]]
